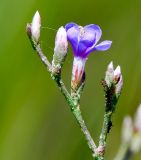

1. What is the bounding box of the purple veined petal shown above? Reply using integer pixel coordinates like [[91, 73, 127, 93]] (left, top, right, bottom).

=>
[[65, 23, 80, 56], [94, 40, 112, 51], [84, 24, 102, 45], [77, 25, 100, 57], [77, 39, 92, 57], [65, 22, 78, 31], [81, 24, 102, 57]]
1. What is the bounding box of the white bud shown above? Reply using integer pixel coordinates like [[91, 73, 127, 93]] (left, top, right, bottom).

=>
[[105, 61, 114, 87], [115, 75, 123, 96], [134, 104, 141, 132], [114, 65, 121, 83], [31, 11, 41, 43], [122, 116, 133, 144], [108, 61, 114, 71], [52, 26, 68, 72], [130, 104, 141, 153], [54, 26, 68, 56], [114, 65, 121, 77]]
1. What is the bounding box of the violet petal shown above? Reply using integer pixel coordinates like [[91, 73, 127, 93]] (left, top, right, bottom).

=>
[[65, 23, 79, 56], [84, 24, 102, 45], [94, 40, 112, 51], [77, 24, 101, 57]]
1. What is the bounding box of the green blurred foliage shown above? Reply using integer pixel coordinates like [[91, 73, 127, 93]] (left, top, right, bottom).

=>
[[0, 0, 141, 159]]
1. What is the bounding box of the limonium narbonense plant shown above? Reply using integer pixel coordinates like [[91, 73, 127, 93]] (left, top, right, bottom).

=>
[[26, 11, 126, 160]]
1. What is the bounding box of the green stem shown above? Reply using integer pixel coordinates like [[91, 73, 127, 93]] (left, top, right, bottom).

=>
[[34, 43, 97, 158], [55, 75, 97, 157], [99, 111, 112, 147], [72, 106, 97, 157], [35, 44, 52, 71], [96, 111, 112, 159]]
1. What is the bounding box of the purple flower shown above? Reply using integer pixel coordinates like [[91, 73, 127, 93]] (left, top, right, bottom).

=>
[[65, 22, 112, 90], [65, 22, 112, 58]]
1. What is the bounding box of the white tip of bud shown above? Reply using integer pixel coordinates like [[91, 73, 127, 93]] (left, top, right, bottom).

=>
[[54, 26, 68, 56], [105, 61, 114, 87], [134, 104, 141, 132], [122, 116, 133, 144], [52, 26, 68, 72], [108, 61, 114, 71], [31, 11, 41, 43], [115, 75, 123, 96], [114, 65, 121, 79]]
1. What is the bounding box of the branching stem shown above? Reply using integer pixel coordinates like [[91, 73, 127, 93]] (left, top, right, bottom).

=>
[[34, 44, 97, 159]]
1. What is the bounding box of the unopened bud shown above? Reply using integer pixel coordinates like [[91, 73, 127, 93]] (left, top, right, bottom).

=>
[[122, 116, 133, 144], [26, 23, 32, 38], [54, 26, 68, 56], [134, 104, 141, 132], [115, 75, 123, 97], [52, 26, 68, 73], [105, 61, 114, 87], [105, 62, 123, 95], [71, 57, 86, 90], [31, 11, 41, 44], [114, 65, 121, 83]]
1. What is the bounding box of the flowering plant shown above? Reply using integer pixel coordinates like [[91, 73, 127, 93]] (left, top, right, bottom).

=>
[[26, 11, 141, 160]]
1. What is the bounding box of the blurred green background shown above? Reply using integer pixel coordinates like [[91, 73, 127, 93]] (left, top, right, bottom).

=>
[[0, 0, 141, 159]]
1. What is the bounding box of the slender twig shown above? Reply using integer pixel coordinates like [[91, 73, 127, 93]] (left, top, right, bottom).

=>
[[35, 44, 52, 71], [99, 111, 112, 147], [34, 44, 97, 158], [95, 111, 112, 160], [72, 106, 97, 156]]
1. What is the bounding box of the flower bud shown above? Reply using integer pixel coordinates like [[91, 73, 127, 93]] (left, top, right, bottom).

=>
[[122, 116, 133, 144], [134, 104, 141, 132], [130, 104, 141, 153], [114, 65, 121, 83], [26, 23, 32, 38], [31, 11, 41, 44], [115, 75, 123, 97], [71, 57, 86, 90], [54, 26, 68, 56], [52, 26, 68, 74], [105, 62, 123, 96], [105, 61, 114, 87]]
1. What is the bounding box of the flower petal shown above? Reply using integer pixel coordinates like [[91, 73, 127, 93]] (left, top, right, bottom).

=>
[[77, 39, 94, 57], [65, 23, 79, 56], [84, 24, 102, 45], [81, 25, 102, 57], [76, 24, 101, 57], [94, 40, 112, 51]]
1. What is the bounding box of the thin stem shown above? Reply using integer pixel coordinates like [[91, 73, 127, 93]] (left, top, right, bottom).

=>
[[72, 106, 97, 157], [35, 44, 52, 71], [99, 111, 112, 147], [96, 111, 112, 159], [34, 43, 97, 158], [55, 76, 97, 157]]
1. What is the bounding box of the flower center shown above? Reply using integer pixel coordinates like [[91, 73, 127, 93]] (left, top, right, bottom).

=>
[[79, 26, 85, 37]]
